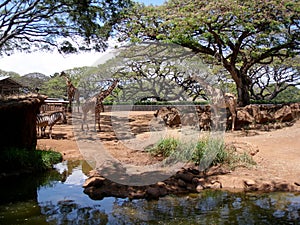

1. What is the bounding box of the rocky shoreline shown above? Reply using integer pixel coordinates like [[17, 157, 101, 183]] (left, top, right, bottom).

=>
[[83, 165, 300, 201]]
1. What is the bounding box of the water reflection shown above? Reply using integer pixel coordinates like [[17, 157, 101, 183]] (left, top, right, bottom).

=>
[[0, 160, 299, 224]]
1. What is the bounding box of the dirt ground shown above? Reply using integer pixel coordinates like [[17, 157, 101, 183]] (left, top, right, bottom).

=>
[[37, 111, 300, 191]]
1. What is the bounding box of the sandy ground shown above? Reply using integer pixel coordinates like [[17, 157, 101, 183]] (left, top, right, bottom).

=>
[[37, 111, 300, 190]]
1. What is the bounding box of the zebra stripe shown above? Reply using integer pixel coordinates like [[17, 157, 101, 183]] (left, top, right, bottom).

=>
[[36, 114, 50, 137], [36, 111, 66, 139]]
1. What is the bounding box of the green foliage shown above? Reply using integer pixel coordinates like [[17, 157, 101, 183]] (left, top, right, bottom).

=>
[[272, 86, 300, 103], [148, 136, 256, 169], [0, 69, 20, 78], [224, 147, 257, 170], [0, 148, 62, 173], [16, 72, 49, 92], [0, 0, 133, 55], [122, 0, 300, 106], [148, 136, 227, 166], [192, 137, 227, 166], [148, 138, 180, 158], [40, 76, 66, 98], [251, 86, 300, 104]]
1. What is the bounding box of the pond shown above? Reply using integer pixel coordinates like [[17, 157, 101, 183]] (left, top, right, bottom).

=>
[[0, 160, 299, 224]]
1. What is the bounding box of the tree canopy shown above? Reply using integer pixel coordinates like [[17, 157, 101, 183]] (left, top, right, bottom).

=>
[[0, 0, 132, 55], [119, 0, 300, 106], [249, 57, 300, 101]]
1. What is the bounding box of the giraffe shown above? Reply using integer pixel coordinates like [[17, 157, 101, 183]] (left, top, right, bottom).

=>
[[224, 93, 237, 131], [81, 79, 119, 132], [60, 71, 80, 112], [190, 74, 237, 131], [205, 85, 237, 131]]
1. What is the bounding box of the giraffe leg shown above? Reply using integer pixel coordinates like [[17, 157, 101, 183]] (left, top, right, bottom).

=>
[[95, 113, 101, 132], [82, 113, 86, 131], [231, 113, 236, 131]]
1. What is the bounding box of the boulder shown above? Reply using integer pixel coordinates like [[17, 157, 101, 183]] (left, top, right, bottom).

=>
[[154, 106, 181, 127], [83, 176, 106, 188], [291, 103, 300, 119], [146, 186, 168, 200], [274, 105, 293, 122], [237, 109, 255, 124]]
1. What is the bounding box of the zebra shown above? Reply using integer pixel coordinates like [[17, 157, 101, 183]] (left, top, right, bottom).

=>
[[36, 111, 67, 139]]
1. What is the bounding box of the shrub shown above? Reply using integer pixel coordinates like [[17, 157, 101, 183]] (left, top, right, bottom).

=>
[[0, 148, 62, 173], [192, 136, 227, 167], [224, 147, 257, 170], [148, 137, 180, 158], [148, 136, 255, 169]]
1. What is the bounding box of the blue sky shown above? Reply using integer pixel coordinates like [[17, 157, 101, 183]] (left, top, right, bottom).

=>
[[137, 0, 165, 5], [0, 0, 165, 76]]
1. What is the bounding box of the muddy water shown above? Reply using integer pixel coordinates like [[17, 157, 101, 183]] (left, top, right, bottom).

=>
[[0, 160, 299, 224]]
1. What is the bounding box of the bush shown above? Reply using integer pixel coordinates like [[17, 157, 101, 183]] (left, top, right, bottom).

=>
[[148, 136, 255, 169], [0, 148, 63, 173], [192, 137, 227, 166], [148, 138, 180, 158]]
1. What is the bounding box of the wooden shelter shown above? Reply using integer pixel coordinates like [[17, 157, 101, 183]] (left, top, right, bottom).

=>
[[0, 76, 23, 95], [0, 94, 46, 150], [40, 98, 69, 113]]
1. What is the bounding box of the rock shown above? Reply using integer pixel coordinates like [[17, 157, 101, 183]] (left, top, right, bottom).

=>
[[167, 113, 181, 127], [187, 168, 200, 175], [129, 190, 146, 199], [237, 109, 255, 123], [273, 122, 282, 129], [156, 181, 166, 187], [259, 111, 274, 124], [291, 102, 300, 119], [154, 106, 181, 127], [175, 172, 194, 183], [192, 177, 200, 184], [146, 187, 168, 200], [196, 184, 204, 192], [244, 179, 256, 186], [207, 181, 222, 189], [198, 111, 211, 131], [83, 176, 106, 188], [258, 181, 273, 191], [177, 179, 187, 187], [216, 177, 245, 190], [274, 105, 293, 122], [181, 113, 199, 127]]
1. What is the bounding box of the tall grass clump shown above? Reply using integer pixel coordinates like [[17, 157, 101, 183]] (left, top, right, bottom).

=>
[[148, 137, 180, 158], [148, 135, 255, 169], [148, 136, 227, 166], [192, 136, 227, 168], [0, 148, 63, 173]]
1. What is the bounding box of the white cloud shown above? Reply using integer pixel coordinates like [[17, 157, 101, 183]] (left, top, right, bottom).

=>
[[0, 50, 109, 76]]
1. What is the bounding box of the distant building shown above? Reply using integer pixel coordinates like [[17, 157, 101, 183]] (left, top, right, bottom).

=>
[[0, 76, 23, 95], [40, 98, 69, 113]]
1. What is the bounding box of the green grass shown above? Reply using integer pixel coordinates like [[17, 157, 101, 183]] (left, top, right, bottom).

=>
[[148, 137, 180, 158], [147, 136, 256, 169], [0, 148, 63, 173]]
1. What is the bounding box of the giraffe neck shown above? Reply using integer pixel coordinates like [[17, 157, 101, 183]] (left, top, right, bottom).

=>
[[61, 75, 70, 85], [98, 80, 118, 99]]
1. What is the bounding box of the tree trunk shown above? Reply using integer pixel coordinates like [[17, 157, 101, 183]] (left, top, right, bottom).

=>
[[237, 84, 250, 107], [228, 68, 251, 107]]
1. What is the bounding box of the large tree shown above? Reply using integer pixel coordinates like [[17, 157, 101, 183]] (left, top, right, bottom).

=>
[[249, 57, 300, 101], [0, 0, 132, 55], [118, 0, 300, 106]]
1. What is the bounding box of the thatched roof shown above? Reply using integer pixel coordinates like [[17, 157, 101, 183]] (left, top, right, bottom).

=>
[[0, 94, 47, 110], [0, 76, 24, 95]]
